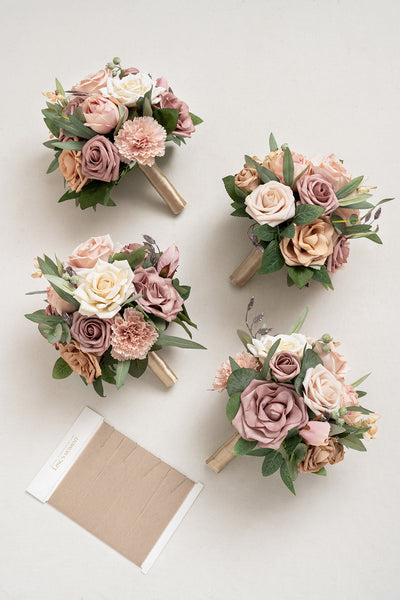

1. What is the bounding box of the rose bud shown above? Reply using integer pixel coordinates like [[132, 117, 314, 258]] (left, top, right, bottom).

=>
[[156, 245, 180, 277], [299, 421, 331, 446]]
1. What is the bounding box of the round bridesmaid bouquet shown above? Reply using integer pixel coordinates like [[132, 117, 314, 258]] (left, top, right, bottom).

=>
[[208, 300, 379, 494], [42, 57, 202, 212], [26, 235, 204, 395], [226, 133, 393, 289]]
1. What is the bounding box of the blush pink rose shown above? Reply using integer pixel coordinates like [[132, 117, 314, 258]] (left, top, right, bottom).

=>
[[157, 245, 179, 277], [313, 341, 347, 381], [303, 364, 342, 416], [299, 421, 330, 446], [68, 235, 116, 270], [297, 174, 339, 215], [72, 68, 111, 95], [47, 287, 77, 315], [81, 96, 125, 134], [245, 181, 296, 227], [264, 150, 311, 183], [232, 379, 308, 450], [132, 266, 183, 322], [311, 154, 352, 193], [341, 384, 361, 425]]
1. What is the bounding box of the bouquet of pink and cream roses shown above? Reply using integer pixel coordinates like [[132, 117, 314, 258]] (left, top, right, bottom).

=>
[[42, 57, 202, 213], [226, 133, 393, 289], [25, 235, 204, 395], [207, 300, 378, 494]]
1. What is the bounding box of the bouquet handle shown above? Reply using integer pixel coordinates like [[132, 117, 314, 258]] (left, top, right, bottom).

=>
[[148, 351, 178, 387], [206, 433, 240, 473], [137, 162, 186, 215], [230, 248, 263, 287]]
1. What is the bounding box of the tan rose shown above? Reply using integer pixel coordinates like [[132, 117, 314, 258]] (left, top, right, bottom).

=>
[[59, 149, 88, 192], [234, 167, 260, 192], [245, 181, 296, 227], [303, 364, 342, 416], [280, 218, 335, 267], [59, 340, 101, 384], [298, 438, 345, 473]]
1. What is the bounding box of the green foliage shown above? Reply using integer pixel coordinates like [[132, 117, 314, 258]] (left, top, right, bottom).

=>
[[339, 435, 367, 452], [260, 338, 281, 378], [280, 460, 296, 495], [258, 240, 284, 274], [293, 204, 325, 225], [52, 357, 72, 379], [269, 132, 278, 152], [244, 155, 279, 183], [156, 333, 205, 350], [233, 437, 257, 456], [129, 358, 148, 379], [282, 146, 294, 187], [253, 223, 276, 242], [116, 360, 130, 389], [237, 329, 252, 348], [280, 223, 295, 239], [223, 175, 246, 202], [286, 266, 314, 289], [78, 181, 116, 210], [335, 176, 364, 200], [92, 377, 105, 397], [312, 266, 333, 290], [294, 348, 323, 394], [226, 392, 241, 422], [288, 306, 309, 334], [153, 107, 179, 134], [262, 450, 284, 476], [189, 112, 203, 126], [172, 278, 191, 301], [226, 367, 263, 396]]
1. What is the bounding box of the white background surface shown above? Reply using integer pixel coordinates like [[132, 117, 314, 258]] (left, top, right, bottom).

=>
[[1, 1, 399, 598]]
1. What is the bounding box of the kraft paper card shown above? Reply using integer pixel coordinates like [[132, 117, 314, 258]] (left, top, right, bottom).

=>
[[27, 407, 203, 573]]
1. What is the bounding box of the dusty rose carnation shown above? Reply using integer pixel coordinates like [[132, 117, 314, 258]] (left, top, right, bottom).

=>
[[114, 116, 166, 166], [213, 351, 260, 392], [110, 307, 159, 361], [327, 236, 350, 273]]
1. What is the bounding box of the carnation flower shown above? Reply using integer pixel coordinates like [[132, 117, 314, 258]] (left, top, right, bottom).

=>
[[110, 307, 159, 361], [114, 117, 166, 166], [213, 351, 260, 392]]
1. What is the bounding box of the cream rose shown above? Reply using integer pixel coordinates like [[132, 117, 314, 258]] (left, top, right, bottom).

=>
[[101, 73, 164, 107], [311, 154, 352, 193], [247, 333, 309, 363], [68, 235, 117, 271], [245, 181, 296, 227], [74, 259, 134, 319], [303, 364, 342, 416]]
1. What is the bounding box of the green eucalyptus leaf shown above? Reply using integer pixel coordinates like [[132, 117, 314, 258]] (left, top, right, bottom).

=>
[[294, 348, 323, 394], [262, 450, 283, 476], [335, 176, 364, 200], [294, 204, 325, 225], [153, 107, 179, 134], [313, 467, 327, 476], [260, 338, 281, 378], [156, 334, 205, 350], [288, 306, 309, 334], [339, 435, 366, 452], [237, 329, 252, 348], [280, 460, 296, 495], [269, 132, 278, 152], [312, 266, 333, 290], [92, 377, 105, 397], [226, 368, 263, 396], [189, 112, 203, 126], [283, 147, 294, 187], [226, 392, 241, 422], [350, 372, 371, 388], [233, 437, 257, 456], [245, 155, 279, 183]]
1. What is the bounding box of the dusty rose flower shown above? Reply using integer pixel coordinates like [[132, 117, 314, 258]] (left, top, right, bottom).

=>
[[245, 181, 296, 227], [232, 380, 308, 449], [299, 421, 330, 446], [159, 91, 195, 138], [132, 266, 183, 322], [47, 287, 77, 315], [124, 67, 140, 76], [63, 96, 84, 116], [59, 149, 88, 192], [122, 242, 143, 255], [269, 351, 301, 382], [327, 236, 350, 273], [114, 116, 166, 166], [311, 154, 352, 193], [213, 351, 260, 392], [298, 437, 345, 473], [81, 95, 124, 134], [234, 167, 260, 192], [263, 150, 311, 183], [313, 341, 347, 381], [110, 307, 159, 361], [156, 76, 169, 90], [81, 135, 120, 182], [280, 218, 335, 267], [72, 68, 111, 95], [157, 245, 179, 277], [303, 364, 342, 416], [68, 235, 116, 270], [297, 174, 339, 215], [70, 312, 111, 356], [59, 340, 101, 384]]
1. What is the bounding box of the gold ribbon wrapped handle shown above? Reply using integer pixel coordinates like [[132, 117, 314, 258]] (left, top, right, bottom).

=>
[[148, 351, 178, 387], [206, 433, 240, 473], [230, 248, 263, 287], [137, 162, 186, 215]]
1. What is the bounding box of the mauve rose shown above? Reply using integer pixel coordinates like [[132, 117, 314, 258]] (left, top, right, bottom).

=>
[[232, 379, 308, 450], [132, 266, 183, 322], [81, 96, 124, 134], [70, 312, 111, 356], [68, 235, 116, 270], [63, 96, 84, 116], [157, 245, 179, 277], [81, 135, 120, 182], [159, 91, 195, 138], [269, 351, 301, 382], [72, 68, 111, 95], [156, 76, 169, 90], [326, 236, 350, 273], [299, 421, 330, 446], [297, 174, 339, 216], [124, 67, 140, 76]]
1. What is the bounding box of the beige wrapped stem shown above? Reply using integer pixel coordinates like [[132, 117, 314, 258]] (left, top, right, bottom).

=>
[[148, 352, 178, 388], [137, 162, 186, 215], [230, 248, 263, 287], [206, 433, 240, 473]]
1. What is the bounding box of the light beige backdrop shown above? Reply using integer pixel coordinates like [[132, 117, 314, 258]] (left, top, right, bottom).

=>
[[1, 0, 399, 598]]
